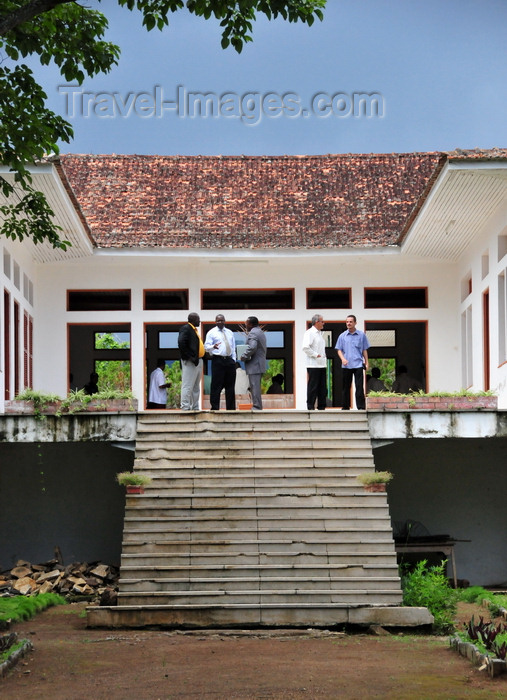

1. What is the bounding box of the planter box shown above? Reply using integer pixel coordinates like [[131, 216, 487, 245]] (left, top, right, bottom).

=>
[[126, 485, 145, 494], [367, 395, 497, 411], [363, 483, 387, 492], [4, 398, 138, 415]]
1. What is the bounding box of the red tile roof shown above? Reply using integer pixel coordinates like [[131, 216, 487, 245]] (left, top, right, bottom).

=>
[[447, 147, 507, 160], [60, 153, 446, 249]]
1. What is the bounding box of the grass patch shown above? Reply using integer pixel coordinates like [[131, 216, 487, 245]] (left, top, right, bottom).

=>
[[457, 586, 507, 617], [0, 592, 66, 625], [0, 639, 26, 664]]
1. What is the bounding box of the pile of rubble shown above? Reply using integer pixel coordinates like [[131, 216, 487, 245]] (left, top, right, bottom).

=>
[[0, 558, 119, 602]]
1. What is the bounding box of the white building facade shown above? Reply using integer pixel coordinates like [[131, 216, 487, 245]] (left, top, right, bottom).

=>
[[0, 150, 506, 411]]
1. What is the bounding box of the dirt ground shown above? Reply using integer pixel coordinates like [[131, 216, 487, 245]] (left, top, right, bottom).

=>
[[1, 602, 507, 700]]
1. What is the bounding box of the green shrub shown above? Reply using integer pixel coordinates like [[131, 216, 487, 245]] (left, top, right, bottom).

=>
[[401, 560, 459, 634]]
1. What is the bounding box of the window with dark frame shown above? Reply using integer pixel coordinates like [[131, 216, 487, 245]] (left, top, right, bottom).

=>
[[307, 288, 351, 309], [364, 288, 427, 309], [202, 289, 294, 310], [67, 290, 131, 311], [144, 290, 189, 310]]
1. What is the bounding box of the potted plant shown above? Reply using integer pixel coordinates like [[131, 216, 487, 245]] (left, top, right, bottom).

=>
[[356, 471, 393, 492], [116, 472, 152, 494]]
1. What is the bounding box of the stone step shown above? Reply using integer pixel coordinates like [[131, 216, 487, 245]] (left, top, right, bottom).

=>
[[87, 604, 432, 630], [120, 555, 398, 570], [124, 505, 388, 522], [134, 452, 373, 464], [132, 460, 376, 472], [125, 493, 386, 506], [134, 482, 371, 495], [138, 413, 368, 430], [137, 411, 368, 425], [130, 489, 379, 501], [117, 589, 403, 606], [134, 440, 370, 451], [120, 576, 401, 592], [122, 516, 392, 532], [135, 430, 372, 441], [121, 538, 396, 554], [122, 526, 395, 542]]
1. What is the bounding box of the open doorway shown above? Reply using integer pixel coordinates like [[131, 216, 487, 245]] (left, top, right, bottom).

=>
[[366, 321, 427, 392], [68, 324, 131, 394]]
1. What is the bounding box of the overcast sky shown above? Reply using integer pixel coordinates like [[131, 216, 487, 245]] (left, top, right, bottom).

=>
[[29, 0, 507, 156]]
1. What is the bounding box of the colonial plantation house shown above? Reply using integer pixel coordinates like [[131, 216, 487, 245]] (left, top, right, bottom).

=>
[[1, 149, 507, 625]]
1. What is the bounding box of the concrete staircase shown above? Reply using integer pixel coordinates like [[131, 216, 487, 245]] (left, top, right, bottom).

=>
[[88, 411, 432, 629]]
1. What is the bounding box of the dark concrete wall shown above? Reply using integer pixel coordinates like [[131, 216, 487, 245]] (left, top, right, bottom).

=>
[[373, 438, 507, 586], [0, 442, 134, 569]]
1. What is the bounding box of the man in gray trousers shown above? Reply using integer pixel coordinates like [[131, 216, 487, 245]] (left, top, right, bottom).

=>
[[242, 316, 267, 411]]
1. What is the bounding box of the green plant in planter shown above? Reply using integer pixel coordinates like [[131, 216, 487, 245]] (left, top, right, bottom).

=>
[[14, 388, 62, 419], [116, 472, 152, 487], [14, 387, 137, 418], [59, 388, 136, 414], [356, 471, 393, 486]]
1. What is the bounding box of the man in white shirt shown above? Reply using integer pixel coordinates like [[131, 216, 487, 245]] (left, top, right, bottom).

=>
[[148, 358, 169, 408], [204, 314, 237, 410], [302, 314, 327, 410]]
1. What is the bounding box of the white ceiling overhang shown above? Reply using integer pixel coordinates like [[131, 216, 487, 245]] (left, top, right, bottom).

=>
[[401, 160, 507, 260], [0, 162, 95, 262]]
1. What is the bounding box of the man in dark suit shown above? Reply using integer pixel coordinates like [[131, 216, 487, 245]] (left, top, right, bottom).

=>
[[178, 312, 204, 410], [242, 316, 267, 411]]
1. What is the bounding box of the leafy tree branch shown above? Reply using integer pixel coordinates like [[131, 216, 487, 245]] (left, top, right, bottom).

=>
[[0, 0, 325, 249]]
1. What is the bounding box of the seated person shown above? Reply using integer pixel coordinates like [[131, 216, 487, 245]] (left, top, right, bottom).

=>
[[266, 373, 284, 394], [366, 367, 386, 393], [83, 372, 99, 395], [392, 365, 423, 393]]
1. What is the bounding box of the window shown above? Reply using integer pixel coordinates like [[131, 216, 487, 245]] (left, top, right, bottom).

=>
[[3, 249, 10, 279], [94, 360, 131, 392], [3, 290, 10, 400], [94, 331, 131, 349], [159, 331, 180, 349], [498, 234, 507, 262], [460, 274, 472, 303], [14, 301, 20, 396], [481, 252, 489, 280], [23, 311, 33, 389], [499, 272, 507, 364], [202, 289, 294, 310], [367, 330, 396, 347], [67, 290, 131, 311], [461, 305, 473, 387], [265, 330, 285, 348], [13, 262, 20, 291], [68, 324, 131, 393], [306, 288, 351, 309], [144, 290, 188, 310], [364, 288, 427, 308]]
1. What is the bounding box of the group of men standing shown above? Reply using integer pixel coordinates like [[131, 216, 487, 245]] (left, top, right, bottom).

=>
[[149, 313, 267, 411], [302, 313, 370, 411], [149, 312, 372, 411]]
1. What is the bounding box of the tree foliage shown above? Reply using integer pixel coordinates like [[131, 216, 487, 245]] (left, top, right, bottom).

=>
[[94, 332, 131, 391], [0, 0, 326, 249]]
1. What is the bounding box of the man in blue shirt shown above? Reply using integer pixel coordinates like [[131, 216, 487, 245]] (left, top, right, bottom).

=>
[[335, 315, 370, 410]]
